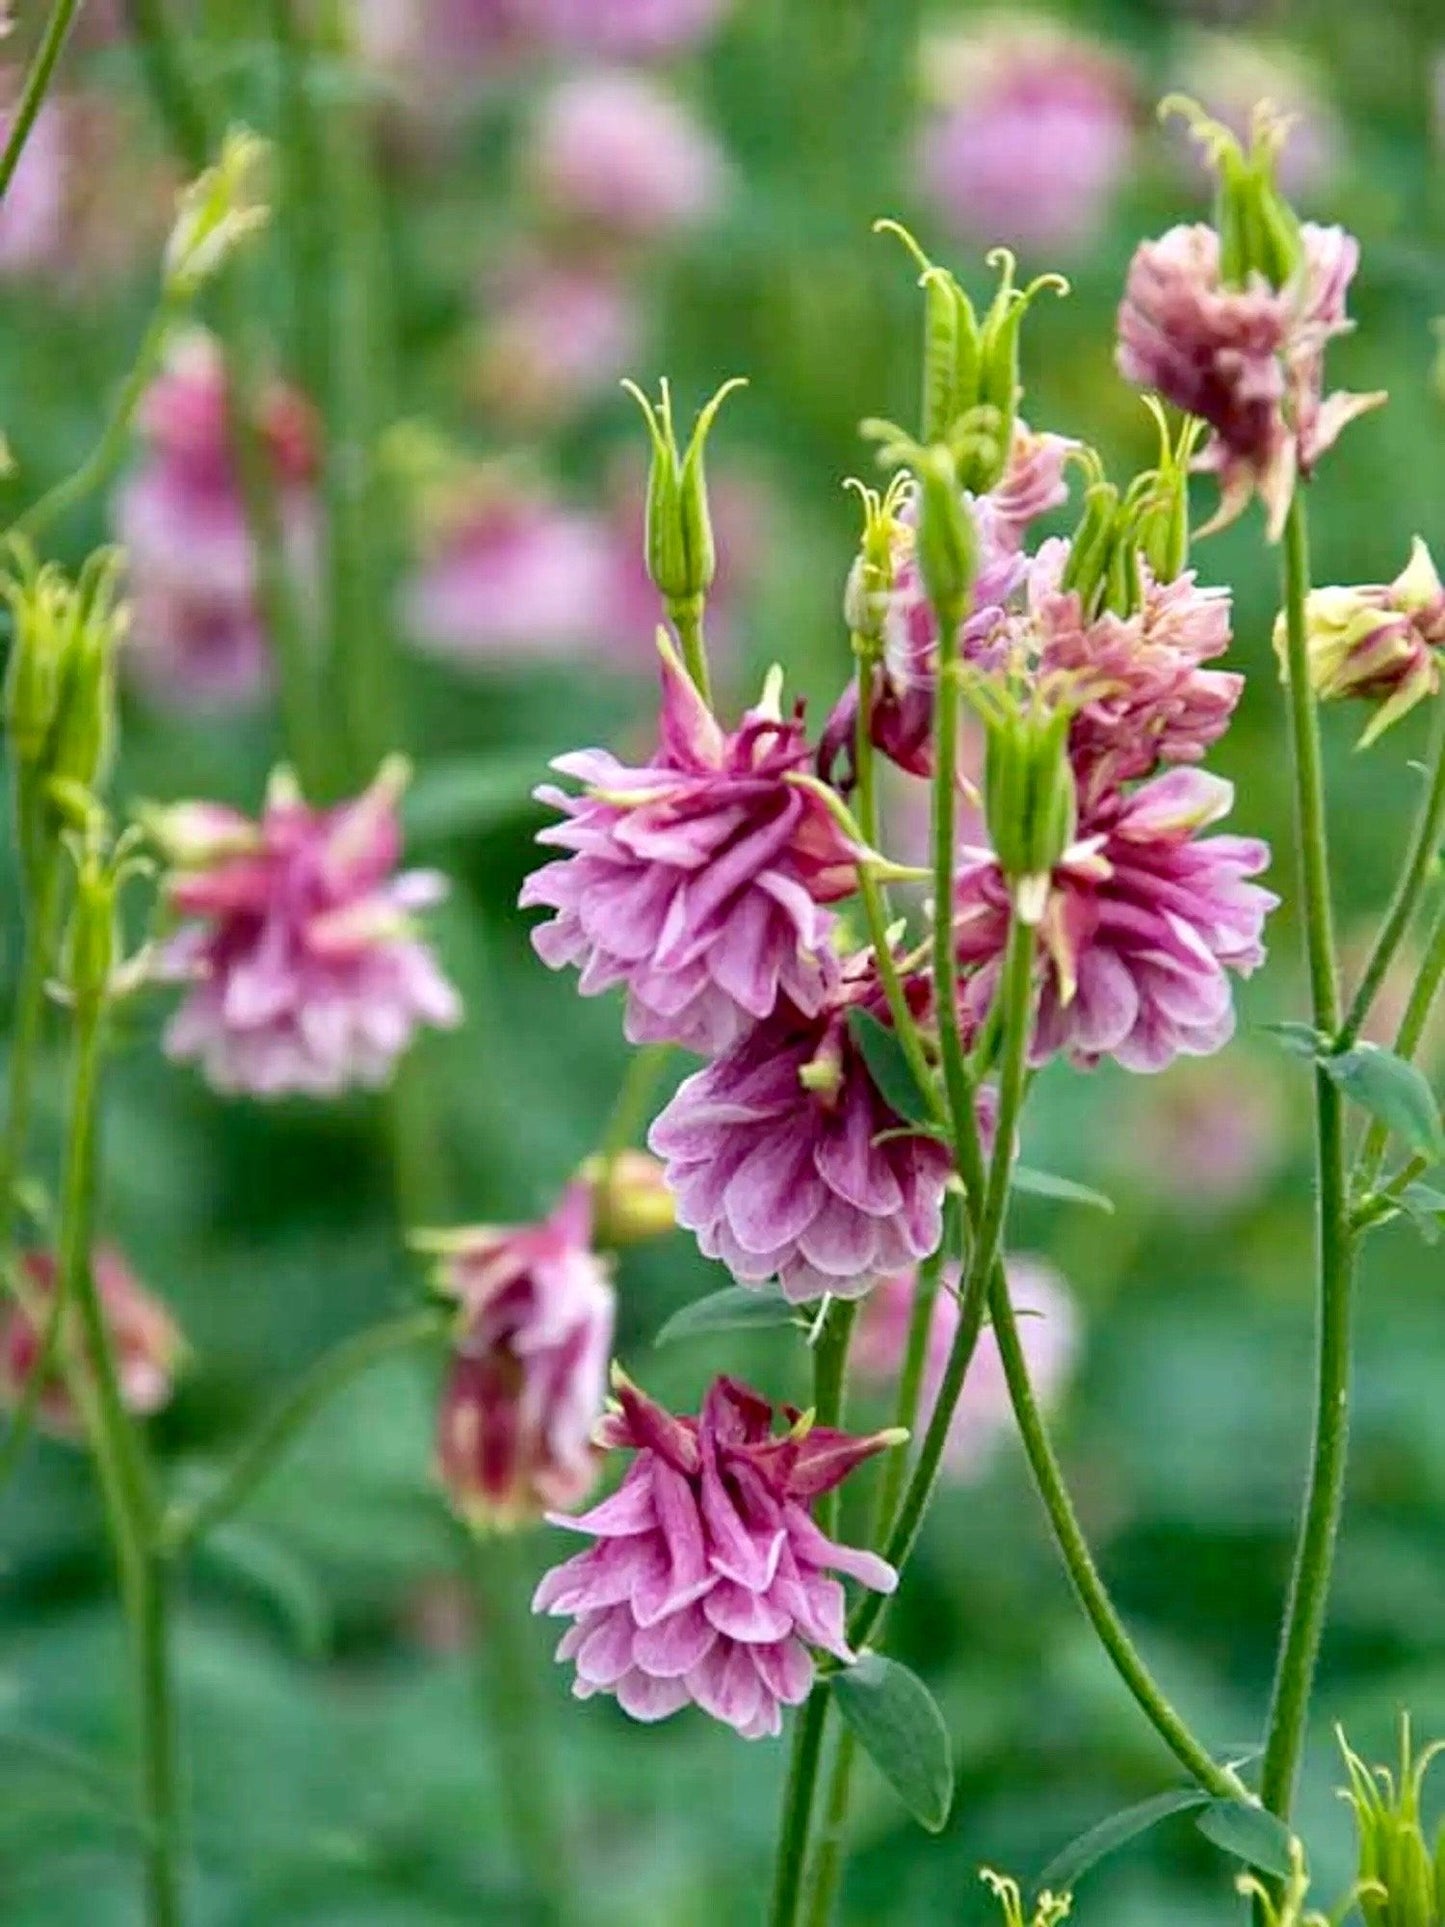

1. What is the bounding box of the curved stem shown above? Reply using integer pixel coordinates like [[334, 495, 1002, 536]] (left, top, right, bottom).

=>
[[1258, 492, 1357, 1840], [767, 1298, 859, 1927], [1338, 690, 1445, 1050], [162, 1309, 448, 1556], [1353, 894, 1445, 1193], [0, 0, 82, 206]]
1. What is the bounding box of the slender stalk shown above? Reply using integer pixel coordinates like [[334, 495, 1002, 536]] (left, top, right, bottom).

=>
[[264, 0, 332, 403], [162, 1309, 447, 1555], [1258, 492, 1357, 1839], [1353, 893, 1445, 1193], [670, 601, 712, 708], [1338, 690, 1445, 1050], [0, 0, 82, 206], [123, 0, 211, 173], [930, 628, 982, 1190], [596, 1043, 671, 1170], [0, 850, 62, 1248], [767, 1298, 859, 1927]]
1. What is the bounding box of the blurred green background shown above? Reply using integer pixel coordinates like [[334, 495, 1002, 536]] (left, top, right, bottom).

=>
[[4, 0, 1445, 1920]]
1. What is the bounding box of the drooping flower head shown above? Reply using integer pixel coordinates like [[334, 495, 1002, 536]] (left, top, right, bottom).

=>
[[427, 1183, 615, 1530], [956, 767, 1277, 1072], [153, 761, 462, 1097], [0, 1247, 182, 1435], [529, 70, 728, 240], [113, 330, 321, 709], [522, 639, 858, 1055], [648, 959, 962, 1302], [919, 17, 1136, 254], [854, 1254, 1076, 1479], [533, 1371, 897, 1739]]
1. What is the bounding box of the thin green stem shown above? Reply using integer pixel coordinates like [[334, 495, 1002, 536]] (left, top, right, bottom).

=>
[[669, 599, 712, 708], [162, 1309, 447, 1555], [1338, 690, 1445, 1050], [1258, 491, 1357, 1842], [264, 0, 332, 403], [930, 625, 982, 1195], [597, 1043, 671, 1170], [122, 0, 211, 173], [0, 0, 82, 206], [1354, 894, 1445, 1193], [768, 1298, 859, 1927], [0, 848, 62, 1249], [852, 638, 881, 848]]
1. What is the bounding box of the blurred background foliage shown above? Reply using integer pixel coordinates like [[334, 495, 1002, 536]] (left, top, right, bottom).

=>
[[3, 0, 1445, 1920]]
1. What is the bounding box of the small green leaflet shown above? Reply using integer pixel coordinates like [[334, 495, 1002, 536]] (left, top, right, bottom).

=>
[[1321, 1045, 1445, 1159], [1038, 1786, 1210, 1891], [847, 1009, 938, 1129], [1194, 1799, 1294, 1878], [1012, 1165, 1115, 1214], [829, 1655, 953, 1833], [1258, 1020, 1325, 1060], [653, 1286, 799, 1348]]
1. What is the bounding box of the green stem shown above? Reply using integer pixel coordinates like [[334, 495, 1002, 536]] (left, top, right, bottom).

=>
[[596, 1043, 671, 1170], [0, 0, 82, 206], [930, 619, 982, 1192], [669, 599, 712, 708], [1353, 894, 1445, 1193], [264, 0, 332, 403], [0, 848, 61, 1248], [1258, 492, 1357, 1840], [767, 1298, 859, 1927], [162, 1309, 447, 1555], [122, 0, 211, 173], [1337, 690, 1445, 1050]]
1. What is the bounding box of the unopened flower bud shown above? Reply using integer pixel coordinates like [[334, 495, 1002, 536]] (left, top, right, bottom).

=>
[[63, 846, 120, 1009], [1165, 96, 1303, 291], [623, 374, 746, 619], [874, 222, 983, 445], [165, 126, 270, 298], [972, 250, 1069, 492], [142, 799, 262, 869], [1340, 1717, 1445, 1927], [915, 446, 977, 624], [981, 696, 1077, 918], [980, 1870, 1072, 1927], [579, 1150, 676, 1248], [842, 474, 909, 642], [1059, 479, 1124, 616]]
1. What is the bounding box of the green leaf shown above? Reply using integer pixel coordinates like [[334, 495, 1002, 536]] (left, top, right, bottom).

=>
[[1012, 1165, 1115, 1214], [653, 1286, 799, 1348], [1258, 1020, 1325, 1059], [402, 754, 546, 844], [847, 1009, 938, 1128], [198, 1522, 333, 1659], [829, 1654, 952, 1833], [1038, 1787, 1211, 1891], [1195, 1799, 1294, 1878], [1322, 1045, 1445, 1158]]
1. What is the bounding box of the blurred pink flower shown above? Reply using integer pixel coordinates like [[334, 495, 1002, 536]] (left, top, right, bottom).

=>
[[1115, 1056, 1285, 1211], [431, 1183, 615, 1530], [853, 1255, 1077, 1478], [473, 251, 644, 427], [536, 0, 733, 59], [153, 762, 462, 1098], [1172, 34, 1343, 201], [0, 1247, 182, 1436], [919, 18, 1136, 254], [530, 70, 728, 239], [0, 93, 67, 275], [114, 332, 321, 710], [534, 1372, 896, 1739]]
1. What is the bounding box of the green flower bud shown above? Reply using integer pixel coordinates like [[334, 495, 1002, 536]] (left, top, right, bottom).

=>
[[978, 687, 1077, 918], [842, 473, 909, 644], [4, 551, 69, 770], [623, 375, 746, 619], [874, 221, 983, 446], [63, 845, 119, 1011], [980, 1870, 1071, 1927], [1162, 96, 1303, 292], [1059, 480, 1122, 615], [165, 126, 271, 298], [972, 250, 1069, 493], [914, 446, 977, 626], [1132, 405, 1203, 585], [1340, 1717, 1445, 1927], [46, 551, 127, 796]]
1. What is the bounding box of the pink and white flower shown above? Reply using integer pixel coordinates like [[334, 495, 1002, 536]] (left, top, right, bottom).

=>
[[529, 70, 728, 239]]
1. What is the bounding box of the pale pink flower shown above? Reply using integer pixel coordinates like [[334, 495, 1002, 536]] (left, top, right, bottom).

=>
[[474, 252, 644, 427], [1115, 1056, 1285, 1211], [536, 0, 733, 59], [533, 1373, 896, 1739], [0, 1247, 182, 1435], [431, 1183, 615, 1529], [154, 763, 462, 1098], [530, 70, 728, 239], [0, 93, 66, 275]]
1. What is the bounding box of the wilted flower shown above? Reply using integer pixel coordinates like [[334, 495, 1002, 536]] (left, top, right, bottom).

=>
[[529, 70, 728, 239], [533, 1372, 897, 1738], [522, 640, 858, 1055], [0, 1247, 182, 1435], [1274, 538, 1445, 746], [956, 767, 1277, 1072], [113, 331, 320, 709], [648, 963, 960, 1302], [153, 760, 462, 1097], [919, 17, 1136, 254], [427, 1183, 615, 1530], [473, 252, 643, 427], [854, 1256, 1076, 1478]]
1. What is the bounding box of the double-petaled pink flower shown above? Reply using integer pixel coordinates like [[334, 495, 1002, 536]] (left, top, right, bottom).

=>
[[529, 70, 728, 239], [114, 331, 321, 709], [522, 642, 858, 1055], [648, 963, 959, 1302], [956, 768, 1277, 1072], [429, 1183, 614, 1530], [154, 762, 462, 1098], [533, 1372, 897, 1739]]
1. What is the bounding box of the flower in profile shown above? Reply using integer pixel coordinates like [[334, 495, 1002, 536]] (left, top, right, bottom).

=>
[[153, 759, 462, 1097], [648, 963, 959, 1302], [536, 0, 732, 59], [522, 640, 858, 1055], [919, 17, 1136, 254], [956, 767, 1277, 1072], [854, 1255, 1076, 1478], [0, 1247, 182, 1435], [529, 70, 728, 240], [473, 251, 643, 428], [426, 1183, 615, 1530], [1275, 538, 1445, 746], [533, 1371, 897, 1738], [113, 331, 321, 709]]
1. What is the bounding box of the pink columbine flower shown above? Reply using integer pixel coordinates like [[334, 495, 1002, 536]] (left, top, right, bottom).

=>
[[648, 964, 960, 1302], [919, 19, 1136, 254], [529, 70, 728, 240], [956, 767, 1278, 1073], [113, 331, 321, 710], [533, 1372, 897, 1739], [535, 0, 732, 59], [854, 1255, 1076, 1478], [0, 1247, 182, 1436], [153, 762, 462, 1097], [1116, 220, 1383, 538], [521, 641, 858, 1055], [473, 252, 644, 428], [430, 1183, 615, 1530]]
